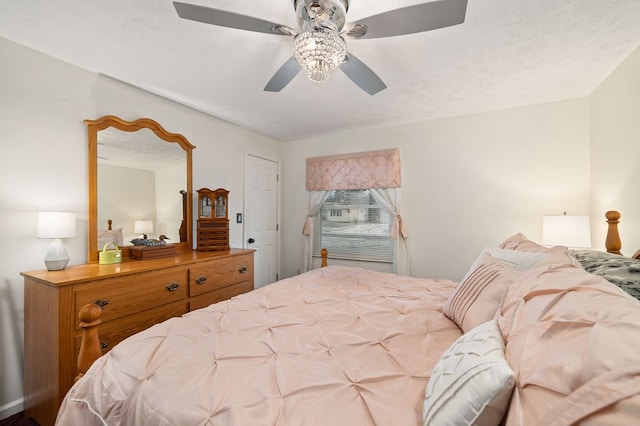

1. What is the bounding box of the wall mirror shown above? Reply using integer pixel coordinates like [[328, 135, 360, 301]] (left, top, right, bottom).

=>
[[86, 116, 195, 262]]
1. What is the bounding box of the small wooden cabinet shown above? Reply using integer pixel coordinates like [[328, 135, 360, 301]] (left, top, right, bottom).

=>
[[21, 249, 253, 426], [197, 188, 230, 251]]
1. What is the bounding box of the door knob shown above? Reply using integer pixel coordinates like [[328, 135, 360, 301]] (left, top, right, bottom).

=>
[[248, 238, 255, 244]]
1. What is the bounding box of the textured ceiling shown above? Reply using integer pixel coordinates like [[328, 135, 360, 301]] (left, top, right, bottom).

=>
[[98, 128, 185, 171], [1, 0, 640, 142]]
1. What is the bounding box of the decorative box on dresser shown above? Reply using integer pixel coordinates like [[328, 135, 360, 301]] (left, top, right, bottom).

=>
[[21, 249, 254, 426], [196, 187, 230, 251]]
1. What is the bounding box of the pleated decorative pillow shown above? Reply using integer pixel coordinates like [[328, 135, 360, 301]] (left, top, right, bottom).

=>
[[443, 251, 522, 332], [423, 320, 515, 426]]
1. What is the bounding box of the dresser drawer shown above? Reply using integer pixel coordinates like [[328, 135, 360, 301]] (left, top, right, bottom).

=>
[[75, 301, 188, 357], [74, 267, 188, 327], [190, 280, 253, 311], [189, 254, 253, 297]]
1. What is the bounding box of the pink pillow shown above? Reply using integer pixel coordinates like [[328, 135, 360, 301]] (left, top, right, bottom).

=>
[[443, 251, 522, 333], [495, 251, 640, 424], [498, 233, 549, 253]]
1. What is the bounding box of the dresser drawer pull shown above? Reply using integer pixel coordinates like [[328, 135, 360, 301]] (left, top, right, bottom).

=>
[[239, 266, 247, 273], [166, 282, 181, 292], [100, 342, 110, 352], [94, 299, 110, 308], [195, 276, 207, 285]]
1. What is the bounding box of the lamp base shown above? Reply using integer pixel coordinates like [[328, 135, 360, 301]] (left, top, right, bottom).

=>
[[44, 238, 70, 271]]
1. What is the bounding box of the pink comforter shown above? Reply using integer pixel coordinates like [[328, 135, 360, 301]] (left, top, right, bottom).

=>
[[56, 266, 461, 425], [497, 251, 640, 425]]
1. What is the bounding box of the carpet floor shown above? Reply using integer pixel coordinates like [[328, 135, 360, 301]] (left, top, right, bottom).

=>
[[0, 412, 38, 426]]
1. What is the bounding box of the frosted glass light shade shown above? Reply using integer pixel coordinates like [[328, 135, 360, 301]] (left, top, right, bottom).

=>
[[542, 214, 591, 248]]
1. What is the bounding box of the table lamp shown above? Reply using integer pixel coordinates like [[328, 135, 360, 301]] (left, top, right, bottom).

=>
[[38, 211, 76, 270], [134, 220, 154, 239], [542, 213, 591, 248]]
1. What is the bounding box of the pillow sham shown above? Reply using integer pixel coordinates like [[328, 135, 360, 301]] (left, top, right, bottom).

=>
[[97, 228, 124, 250], [443, 251, 522, 332], [485, 247, 549, 271], [423, 319, 515, 426], [498, 233, 549, 252]]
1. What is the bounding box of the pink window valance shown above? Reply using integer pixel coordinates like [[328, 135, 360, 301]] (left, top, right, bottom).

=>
[[306, 148, 401, 191]]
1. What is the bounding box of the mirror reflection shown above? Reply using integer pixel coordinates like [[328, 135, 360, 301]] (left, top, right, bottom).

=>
[[97, 128, 186, 247]]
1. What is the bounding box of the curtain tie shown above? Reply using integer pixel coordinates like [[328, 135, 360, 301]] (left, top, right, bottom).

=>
[[302, 215, 313, 236], [391, 214, 408, 239]]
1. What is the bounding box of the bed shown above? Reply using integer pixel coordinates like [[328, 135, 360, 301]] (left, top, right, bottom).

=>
[[573, 250, 640, 300], [59, 266, 462, 425], [56, 211, 640, 425]]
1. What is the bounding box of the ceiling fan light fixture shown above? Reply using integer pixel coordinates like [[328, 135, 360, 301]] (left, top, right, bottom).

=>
[[174, 0, 467, 94], [293, 25, 346, 82]]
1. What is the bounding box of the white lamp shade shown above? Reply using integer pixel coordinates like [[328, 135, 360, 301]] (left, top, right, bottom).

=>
[[37, 211, 75, 270], [134, 220, 154, 234], [542, 215, 591, 248], [37, 212, 76, 239]]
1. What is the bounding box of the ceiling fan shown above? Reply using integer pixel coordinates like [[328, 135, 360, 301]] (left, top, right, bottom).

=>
[[173, 0, 468, 95]]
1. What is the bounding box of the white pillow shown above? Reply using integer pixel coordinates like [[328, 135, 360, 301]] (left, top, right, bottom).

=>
[[423, 320, 515, 426], [485, 247, 548, 271]]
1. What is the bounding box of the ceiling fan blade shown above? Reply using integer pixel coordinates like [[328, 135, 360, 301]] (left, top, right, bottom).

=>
[[173, 1, 295, 35], [264, 57, 302, 92], [345, 0, 468, 40], [339, 53, 386, 95]]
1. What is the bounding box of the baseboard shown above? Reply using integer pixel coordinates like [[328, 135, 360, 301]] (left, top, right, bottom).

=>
[[0, 398, 24, 421]]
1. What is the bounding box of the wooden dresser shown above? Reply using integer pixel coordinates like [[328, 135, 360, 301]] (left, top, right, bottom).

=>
[[21, 249, 254, 426]]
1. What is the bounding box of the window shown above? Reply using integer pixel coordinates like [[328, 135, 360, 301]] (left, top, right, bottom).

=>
[[313, 190, 394, 262]]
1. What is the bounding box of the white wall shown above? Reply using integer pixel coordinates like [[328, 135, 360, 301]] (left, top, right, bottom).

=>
[[0, 37, 281, 419], [98, 164, 156, 244], [156, 162, 186, 242], [281, 99, 592, 281], [590, 44, 640, 254]]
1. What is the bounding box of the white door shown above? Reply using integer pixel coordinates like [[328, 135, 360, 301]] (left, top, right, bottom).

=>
[[245, 154, 278, 288]]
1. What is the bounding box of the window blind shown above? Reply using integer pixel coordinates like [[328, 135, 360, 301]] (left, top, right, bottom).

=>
[[313, 190, 394, 263]]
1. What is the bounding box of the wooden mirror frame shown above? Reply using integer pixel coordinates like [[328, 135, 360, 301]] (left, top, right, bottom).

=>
[[86, 115, 195, 262]]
